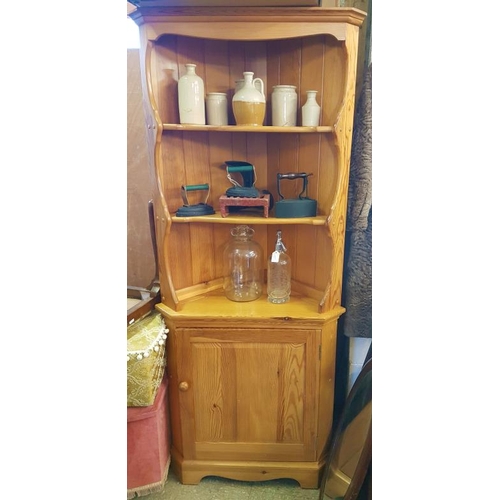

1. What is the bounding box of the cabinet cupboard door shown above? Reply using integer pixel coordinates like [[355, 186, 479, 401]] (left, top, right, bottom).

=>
[[176, 328, 320, 462]]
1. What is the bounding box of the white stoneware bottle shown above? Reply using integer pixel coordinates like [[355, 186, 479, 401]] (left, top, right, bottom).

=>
[[301, 90, 321, 127], [178, 63, 206, 125]]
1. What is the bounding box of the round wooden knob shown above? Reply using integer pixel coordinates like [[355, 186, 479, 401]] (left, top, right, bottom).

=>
[[178, 381, 189, 392]]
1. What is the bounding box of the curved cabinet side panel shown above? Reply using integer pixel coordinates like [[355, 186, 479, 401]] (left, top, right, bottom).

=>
[[139, 36, 179, 308], [322, 25, 361, 312]]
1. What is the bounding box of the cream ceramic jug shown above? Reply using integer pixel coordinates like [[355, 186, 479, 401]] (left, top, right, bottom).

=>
[[232, 72, 266, 126]]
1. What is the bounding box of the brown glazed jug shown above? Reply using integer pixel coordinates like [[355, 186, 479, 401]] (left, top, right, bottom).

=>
[[232, 71, 266, 126]]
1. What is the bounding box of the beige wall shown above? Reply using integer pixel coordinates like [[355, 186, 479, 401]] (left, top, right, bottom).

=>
[[127, 48, 156, 288]]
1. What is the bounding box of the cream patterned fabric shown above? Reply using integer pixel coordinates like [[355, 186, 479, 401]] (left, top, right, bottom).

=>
[[127, 311, 168, 407]]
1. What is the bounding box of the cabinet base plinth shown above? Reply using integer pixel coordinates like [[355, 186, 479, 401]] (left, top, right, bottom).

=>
[[170, 447, 324, 489]]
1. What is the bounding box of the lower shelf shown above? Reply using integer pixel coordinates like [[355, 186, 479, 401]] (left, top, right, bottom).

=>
[[157, 288, 344, 322]]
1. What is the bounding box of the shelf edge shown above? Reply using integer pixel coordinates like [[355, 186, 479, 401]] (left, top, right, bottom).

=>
[[162, 124, 333, 133]]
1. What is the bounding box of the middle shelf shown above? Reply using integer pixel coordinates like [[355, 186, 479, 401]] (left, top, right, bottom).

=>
[[171, 212, 328, 225]]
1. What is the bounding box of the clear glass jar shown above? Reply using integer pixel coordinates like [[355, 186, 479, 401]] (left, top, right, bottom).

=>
[[222, 225, 263, 302]]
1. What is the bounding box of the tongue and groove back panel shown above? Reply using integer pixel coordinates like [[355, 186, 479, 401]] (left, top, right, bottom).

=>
[[148, 33, 347, 308]]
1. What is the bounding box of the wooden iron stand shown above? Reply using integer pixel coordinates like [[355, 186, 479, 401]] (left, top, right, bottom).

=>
[[219, 194, 271, 218], [129, 2, 366, 489]]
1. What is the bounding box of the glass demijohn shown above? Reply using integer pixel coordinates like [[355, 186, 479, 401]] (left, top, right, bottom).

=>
[[267, 230, 291, 304], [222, 225, 263, 302]]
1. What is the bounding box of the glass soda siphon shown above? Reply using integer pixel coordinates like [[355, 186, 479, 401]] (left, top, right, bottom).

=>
[[267, 230, 291, 304]]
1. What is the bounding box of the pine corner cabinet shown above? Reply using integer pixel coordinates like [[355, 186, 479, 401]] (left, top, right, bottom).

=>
[[130, 3, 366, 489]]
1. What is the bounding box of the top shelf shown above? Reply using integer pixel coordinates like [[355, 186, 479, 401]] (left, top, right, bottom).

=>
[[162, 124, 333, 133]]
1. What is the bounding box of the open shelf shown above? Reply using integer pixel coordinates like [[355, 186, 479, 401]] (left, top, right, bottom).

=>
[[162, 124, 333, 133], [157, 289, 344, 321], [171, 212, 328, 225]]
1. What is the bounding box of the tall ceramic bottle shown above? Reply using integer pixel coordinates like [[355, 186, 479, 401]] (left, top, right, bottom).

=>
[[301, 90, 321, 127], [178, 63, 206, 125], [232, 71, 266, 126]]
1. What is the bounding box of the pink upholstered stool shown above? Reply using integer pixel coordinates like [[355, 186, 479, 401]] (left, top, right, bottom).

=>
[[219, 193, 270, 217], [127, 374, 171, 498]]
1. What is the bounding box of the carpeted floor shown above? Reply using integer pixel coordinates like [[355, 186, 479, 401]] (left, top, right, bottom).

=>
[[140, 469, 321, 499]]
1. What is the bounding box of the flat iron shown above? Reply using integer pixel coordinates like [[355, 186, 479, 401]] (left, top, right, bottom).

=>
[[224, 161, 260, 198], [176, 183, 215, 217], [274, 172, 317, 218]]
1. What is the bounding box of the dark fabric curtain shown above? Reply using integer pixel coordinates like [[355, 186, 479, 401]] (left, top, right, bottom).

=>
[[342, 62, 372, 338]]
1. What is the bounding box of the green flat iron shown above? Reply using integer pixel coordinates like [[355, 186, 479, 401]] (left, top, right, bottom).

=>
[[176, 183, 215, 217], [225, 161, 260, 198], [274, 172, 317, 218]]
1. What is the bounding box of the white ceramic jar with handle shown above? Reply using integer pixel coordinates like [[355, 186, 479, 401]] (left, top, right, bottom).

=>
[[232, 71, 266, 126], [235, 77, 263, 94]]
